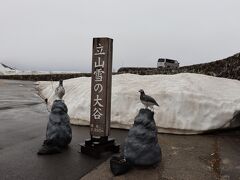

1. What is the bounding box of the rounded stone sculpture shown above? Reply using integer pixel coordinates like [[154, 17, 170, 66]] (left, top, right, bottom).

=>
[[38, 100, 72, 155], [124, 108, 162, 166]]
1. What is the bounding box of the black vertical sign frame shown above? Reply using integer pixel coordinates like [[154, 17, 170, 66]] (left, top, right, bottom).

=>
[[90, 37, 112, 137], [80, 37, 119, 158]]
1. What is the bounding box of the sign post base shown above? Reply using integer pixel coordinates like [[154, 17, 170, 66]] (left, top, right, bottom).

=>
[[80, 136, 120, 158]]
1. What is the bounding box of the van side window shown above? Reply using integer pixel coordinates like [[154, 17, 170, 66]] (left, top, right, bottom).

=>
[[166, 59, 175, 63], [158, 59, 165, 62]]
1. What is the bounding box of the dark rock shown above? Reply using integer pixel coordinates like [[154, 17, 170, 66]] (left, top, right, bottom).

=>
[[124, 108, 162, 166], [117, 53, 240, 81], [229, 110, 240, 128], [37, 143, 62, 155], [110, 156, 133, 176], [38, 100, 72, 155]]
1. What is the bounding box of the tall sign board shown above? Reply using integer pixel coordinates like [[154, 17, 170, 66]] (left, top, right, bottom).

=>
[[81, 37, 119, 158], [90, 38, 112, 137]]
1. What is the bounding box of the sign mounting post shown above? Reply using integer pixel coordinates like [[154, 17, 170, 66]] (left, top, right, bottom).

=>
[[80, 37, 120, 158]]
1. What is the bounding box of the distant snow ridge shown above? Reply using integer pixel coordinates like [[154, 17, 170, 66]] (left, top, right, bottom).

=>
[[0, 63, 17, 75], [0, 63, 80, 75], [1, 63, 15, 70], [37, 73, 240, 134]]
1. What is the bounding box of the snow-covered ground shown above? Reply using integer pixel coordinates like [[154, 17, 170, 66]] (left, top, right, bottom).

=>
[[0, 63, 18, 75], [37, 73, 240, 134], [0, 63, 79, 75]]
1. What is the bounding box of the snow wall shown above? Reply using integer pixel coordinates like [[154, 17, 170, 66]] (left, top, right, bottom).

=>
[[37, 73, 240, 134]]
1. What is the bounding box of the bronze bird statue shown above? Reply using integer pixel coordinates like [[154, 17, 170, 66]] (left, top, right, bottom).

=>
[[139, 89, 159, 110]]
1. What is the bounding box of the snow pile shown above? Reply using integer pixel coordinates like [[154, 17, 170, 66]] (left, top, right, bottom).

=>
[[0, 63, 18, 75], [37, 73, 240, 134]]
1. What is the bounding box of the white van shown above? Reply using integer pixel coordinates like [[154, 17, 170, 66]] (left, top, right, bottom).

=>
[[157, 58, 179, 68]]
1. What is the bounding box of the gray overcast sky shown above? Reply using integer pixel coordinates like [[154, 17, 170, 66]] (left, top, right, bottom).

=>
[[0, 0, 240, 72]]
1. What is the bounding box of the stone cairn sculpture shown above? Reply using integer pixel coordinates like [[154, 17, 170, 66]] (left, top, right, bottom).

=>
[[124, 108, 162, 165], [38, 100, 72, 155], [110, 108, 162, 175], [110, 89, 162, 175], [38, 80, 72, 155]]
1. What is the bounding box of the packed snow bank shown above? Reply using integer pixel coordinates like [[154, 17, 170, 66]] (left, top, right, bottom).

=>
[[37, 73, 240, 134]]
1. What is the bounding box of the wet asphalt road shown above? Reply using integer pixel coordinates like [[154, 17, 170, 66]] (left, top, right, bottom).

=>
[[0, 80, 127, 180], [1, 80, 240, 180], [83, 130, 240, 180]]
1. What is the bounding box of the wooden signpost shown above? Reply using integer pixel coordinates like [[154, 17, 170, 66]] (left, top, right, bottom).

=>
[[80, 38, 120, 158]]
